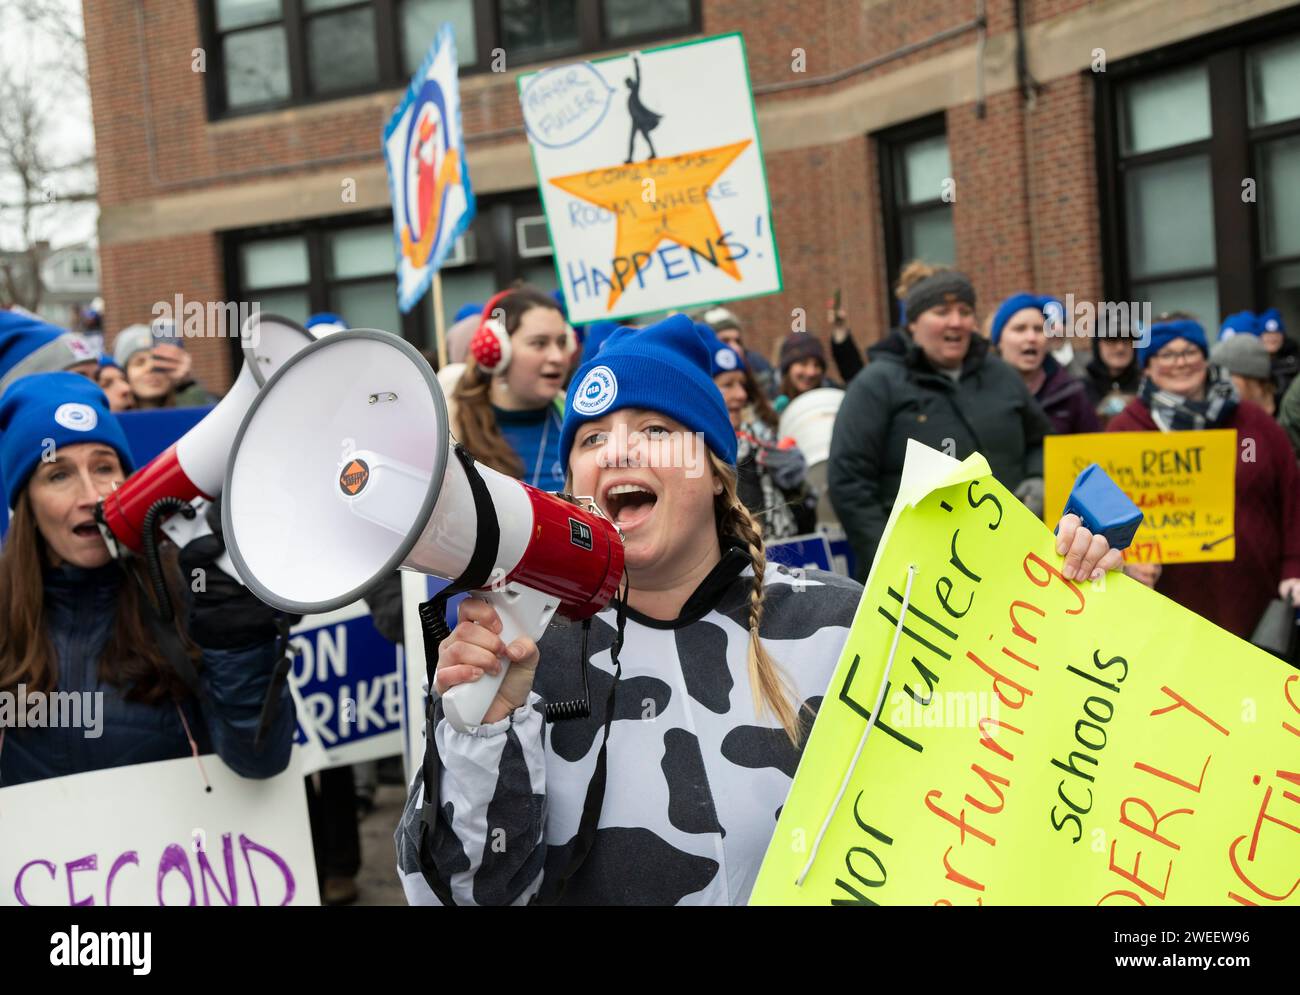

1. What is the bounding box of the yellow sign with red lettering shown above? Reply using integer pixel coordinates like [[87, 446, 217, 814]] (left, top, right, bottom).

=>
[[752, 443, 1298, 906], [1044, 429, 1236, 564]]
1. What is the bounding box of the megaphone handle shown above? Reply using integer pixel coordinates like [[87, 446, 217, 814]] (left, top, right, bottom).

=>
[[440, 583, 561, 734], [161, 499, 242, 584]]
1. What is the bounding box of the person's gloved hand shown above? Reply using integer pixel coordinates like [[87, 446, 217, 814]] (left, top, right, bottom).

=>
[[1014, 476, 1045, 518], [177, 497, 283, 650], [759, 440, 807, 491]]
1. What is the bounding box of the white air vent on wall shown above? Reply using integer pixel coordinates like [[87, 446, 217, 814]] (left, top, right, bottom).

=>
[[516, 216, 553, 258]]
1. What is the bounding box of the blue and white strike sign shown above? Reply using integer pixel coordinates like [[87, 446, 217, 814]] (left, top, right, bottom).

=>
[[384, 23, 476, 313]]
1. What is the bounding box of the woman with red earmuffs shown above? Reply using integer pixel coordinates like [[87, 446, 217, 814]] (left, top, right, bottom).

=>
[[450, 285, 575, 492]]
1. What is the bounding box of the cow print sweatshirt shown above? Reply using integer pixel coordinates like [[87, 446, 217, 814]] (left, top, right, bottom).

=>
[[395, 543, 863, 905]]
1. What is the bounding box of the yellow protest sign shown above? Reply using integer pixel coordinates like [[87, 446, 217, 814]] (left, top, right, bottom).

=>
[[1044, 430, 1236, 564], [752, 443, 1299, 906]]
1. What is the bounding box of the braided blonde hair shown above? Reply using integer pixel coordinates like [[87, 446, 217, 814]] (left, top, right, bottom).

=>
[[709, 452, 806, 745]]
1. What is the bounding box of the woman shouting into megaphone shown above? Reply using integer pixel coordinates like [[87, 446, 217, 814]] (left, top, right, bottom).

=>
[[396, 316, 1123, 906]]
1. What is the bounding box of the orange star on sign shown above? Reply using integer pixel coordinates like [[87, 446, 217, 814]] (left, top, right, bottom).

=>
[[548, 140, 752, 310]]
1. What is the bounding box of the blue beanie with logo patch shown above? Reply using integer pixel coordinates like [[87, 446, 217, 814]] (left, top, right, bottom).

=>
[[560, 314, 738, 468], [1260, 308, 1286, 336], [0, 371, 135, 509], [698, 323, 745, 377]]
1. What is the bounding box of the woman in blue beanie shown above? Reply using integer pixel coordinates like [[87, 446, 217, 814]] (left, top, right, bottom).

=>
[[93, 355, 135, 412], [0, 372, 294, 787], [704, 327, 814, 540], [991, 293, 1100, 435], [1109, 318, 1300, 639], [1259, 307, 1299, 398], [395, 314, 1123, 906]]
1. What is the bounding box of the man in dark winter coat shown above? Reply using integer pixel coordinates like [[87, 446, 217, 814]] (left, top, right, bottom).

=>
[[828, 272, 1051, 579]]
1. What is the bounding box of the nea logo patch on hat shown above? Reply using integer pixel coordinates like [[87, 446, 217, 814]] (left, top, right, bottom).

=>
[[573, 365, 617, 416], [54, 402, 97, 432], [714, 347, 738, 371]]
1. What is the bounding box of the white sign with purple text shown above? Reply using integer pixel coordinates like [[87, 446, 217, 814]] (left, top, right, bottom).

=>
[[0, 752, 319, 906]]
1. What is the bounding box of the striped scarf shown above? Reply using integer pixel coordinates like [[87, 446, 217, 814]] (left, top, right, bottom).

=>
[[1138, 366, 1239, 432]]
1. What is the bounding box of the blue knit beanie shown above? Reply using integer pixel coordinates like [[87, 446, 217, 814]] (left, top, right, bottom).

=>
[[1219, 311, 1260, 340], [0, 372, 135, 509], [991, 293, 1064, 345], [1138, 319, 1209, 368], [306, 312, 350, 332], [560, 314, 737, 468], [697, 323, 745, 376], [579, 320, 623, 366], [0, 310, 99, 395], [1260, 308, 1286, 336]]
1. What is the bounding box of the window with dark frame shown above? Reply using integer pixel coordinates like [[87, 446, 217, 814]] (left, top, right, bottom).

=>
[[223, 196, 557, 373], [1096, 12, 1300, 341], [201, 0, 700, 119], [877, 115, 957, 329]]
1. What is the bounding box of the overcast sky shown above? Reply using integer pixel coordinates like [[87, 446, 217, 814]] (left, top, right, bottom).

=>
[[0, 0, 98, 252]]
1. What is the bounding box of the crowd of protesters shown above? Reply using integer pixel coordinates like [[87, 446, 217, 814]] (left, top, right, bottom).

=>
[[0, 262, 1296, 906]]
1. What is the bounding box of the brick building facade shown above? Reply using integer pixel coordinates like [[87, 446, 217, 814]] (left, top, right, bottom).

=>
[[85, 0, 1300, 389]]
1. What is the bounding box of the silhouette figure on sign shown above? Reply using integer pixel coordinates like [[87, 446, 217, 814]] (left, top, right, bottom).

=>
[[624, 56, 661, 163]]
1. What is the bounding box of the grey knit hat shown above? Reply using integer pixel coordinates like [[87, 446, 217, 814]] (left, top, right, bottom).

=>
[[904, 271, 977, 324], [1210, 334, 1271, 380], [112, 323, 155, 367]]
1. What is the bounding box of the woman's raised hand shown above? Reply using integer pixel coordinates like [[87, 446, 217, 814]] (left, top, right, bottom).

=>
[[1055, 513, 1125, 582]]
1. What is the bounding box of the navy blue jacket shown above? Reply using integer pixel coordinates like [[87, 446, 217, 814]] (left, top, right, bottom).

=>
[[0, 563, 293, 787]]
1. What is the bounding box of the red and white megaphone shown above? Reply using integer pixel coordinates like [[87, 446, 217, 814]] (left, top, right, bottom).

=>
[[220, 330, 625, 733], [96, 313, 315, 560]]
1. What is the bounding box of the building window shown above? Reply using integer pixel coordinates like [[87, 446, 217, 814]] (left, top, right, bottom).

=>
[[1098, 14, 1300, 338], [1115, 64, 1219, 325], [224, 196, 557, 370], [877, 116, 956, 326], [303, 0, 380, 95], [202, 0, 701, 118], [1250, 35, 1300, 333], [400, 0, 478, 73]]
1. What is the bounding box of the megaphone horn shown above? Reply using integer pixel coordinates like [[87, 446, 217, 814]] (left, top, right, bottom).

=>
[[96, 312, 315, 556], [221, 330, 625, 733]]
